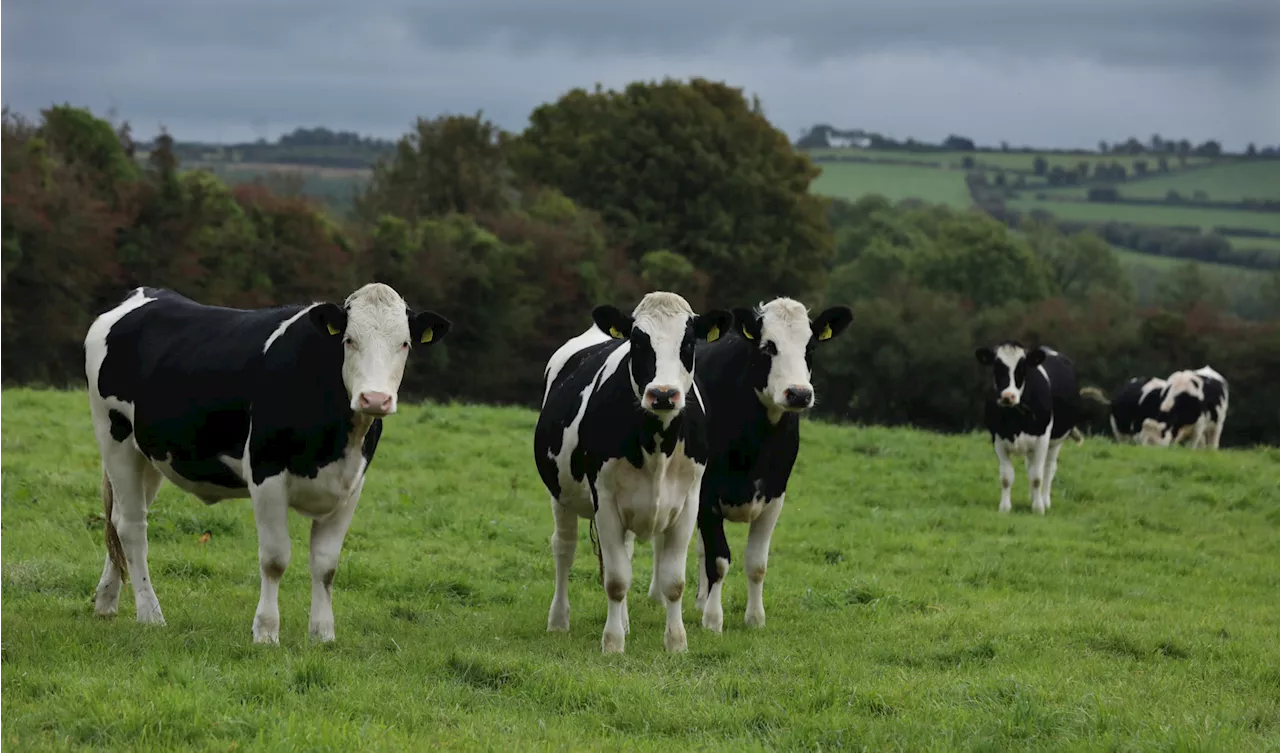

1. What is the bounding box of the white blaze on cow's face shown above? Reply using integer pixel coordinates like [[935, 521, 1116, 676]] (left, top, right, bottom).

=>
[[975, 342, 1045, 407], [734, 299, 854, 416], [592, 292, 733, 419], [309, 283, 451, 417]]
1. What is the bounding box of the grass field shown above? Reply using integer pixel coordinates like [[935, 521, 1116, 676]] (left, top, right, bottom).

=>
[[1009, 198, 1280, 235], [805, 149, 1209, 174], [812, 162, 972, 207], [1039, 161, 1280, 203], [4, 389, 1280, 750]]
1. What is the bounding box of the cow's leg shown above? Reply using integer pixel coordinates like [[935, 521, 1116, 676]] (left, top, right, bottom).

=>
[[594, 489, 631, 654], [100, 447, 165, 624], [547, 498, 577, 633], [250, 475, 291, 644], [307, 481, 361, 642], [993, 440, 1015, 514], [744, 494, 785, 629], [1208, 410, 1226, 449], [652, 487, 699, 653], [1043, 440, 1065, 510], [698, 508, 731, 633], [1029, 435, 1051, 515], [694, 533, 709, 610]]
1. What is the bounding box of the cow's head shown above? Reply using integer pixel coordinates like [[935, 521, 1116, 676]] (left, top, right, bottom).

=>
[[592, 292, 733, 419], [732, 299, 853, 416], [309, 282, 451, 417], [1139, 418, 1173, 446], [975, 341, 1044, 407]]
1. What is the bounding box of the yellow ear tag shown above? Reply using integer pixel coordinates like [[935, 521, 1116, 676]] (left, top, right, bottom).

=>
[[609, 326, 624, 339], [818, 324, 833, 341], [706, 325, 720, 343], [420, 328, 434, 344], [326, 323, 340, 336], [742, 328, 754, 340]]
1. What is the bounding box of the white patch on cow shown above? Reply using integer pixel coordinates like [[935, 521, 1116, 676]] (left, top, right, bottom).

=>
[[755, 298, 816, 419], [263, 305, 318, 354], [1140, 378, 1168, 402], [1161, 370, 1204, 413], [85, 288, 156, 396], [992, 419, 1057, 515], [1193, 366, 1228, 449], [340, 283, 415, 415], [542, 324, 612, 406], [630, 292, 698, 419], [1139, 418, 1172, 446], [701, 556, 729, 633], [721, 494, 767, 524]]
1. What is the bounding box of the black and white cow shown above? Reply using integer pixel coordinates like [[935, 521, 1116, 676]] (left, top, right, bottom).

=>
[[1154, 366, 1229, 449], [1080, 376, 1169, 445], [85, 283, 450, 643], [693, 298, 853, 632], [533, 292, 733, 654], [974, 342, 1082, 514]]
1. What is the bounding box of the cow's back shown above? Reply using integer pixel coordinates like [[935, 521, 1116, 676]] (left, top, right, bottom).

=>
[[89, 288, 306, 489]]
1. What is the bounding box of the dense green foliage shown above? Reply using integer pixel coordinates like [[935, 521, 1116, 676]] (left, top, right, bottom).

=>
[[3, 97, 1279, 445], [511, 78, 833, 307], [4, 390, 1280, 750]]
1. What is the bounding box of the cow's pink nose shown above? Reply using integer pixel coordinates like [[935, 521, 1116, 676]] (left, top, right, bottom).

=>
[[358, 391, 393, 415]]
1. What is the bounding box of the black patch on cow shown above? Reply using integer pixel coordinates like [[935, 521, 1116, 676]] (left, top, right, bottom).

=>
[[1109, 377, 1166, 438], [108, 409, 133, 442], [93, 287, 393, 496], [1200, 375, 1227, 423], [1164, 392, 1204, 439], [629, 329, 656, 391], [977, 344, 1080, 444]]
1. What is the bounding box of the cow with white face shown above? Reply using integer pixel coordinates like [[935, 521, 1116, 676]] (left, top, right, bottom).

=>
[[533, 292, 733, 654], [86, 283, 450, 642], [691, 298, 853, 631], [974, 341, 1082, 514]]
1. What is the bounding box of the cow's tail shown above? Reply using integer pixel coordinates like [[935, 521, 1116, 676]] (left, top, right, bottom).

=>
[[102, 469, 128, 579], [588, 519, 603, 586], [1069, 427, 1085, 445], [1079, 386, 1110, 406]]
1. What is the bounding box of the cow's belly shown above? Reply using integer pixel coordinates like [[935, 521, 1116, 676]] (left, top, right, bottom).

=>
[[1002, 432, 1043, 456], [600, 449, 699, 541], [721, 494, 770, 524], [151, 455, 249, 504], [284, 447, 368, 518]]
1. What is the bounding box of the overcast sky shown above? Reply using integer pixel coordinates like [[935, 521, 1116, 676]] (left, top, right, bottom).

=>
[[4, 0, 1278, 149]]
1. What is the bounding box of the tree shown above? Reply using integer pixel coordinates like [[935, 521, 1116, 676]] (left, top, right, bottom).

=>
[[1033, 156, 1048, 176], [944, 134, 976, 151], [1246, 143, 1258, 158], [511, 77, 832, 305], [1098, 140, 1109, 154], [1025, 224, 1131, 302], [355, 113, 510, 225], [1157, 262, 1225, 313]]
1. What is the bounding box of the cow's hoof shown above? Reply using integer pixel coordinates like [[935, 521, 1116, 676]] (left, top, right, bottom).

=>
[[136, 608, 166, 626], [547, 607, 570, 633], [744, 610, 766, 629], [701, 609, 724, 633], [601, 631, 625, 654], [252, 614, 280, 644], [309, 622, 335, 642], [665, 627, 688, 653]]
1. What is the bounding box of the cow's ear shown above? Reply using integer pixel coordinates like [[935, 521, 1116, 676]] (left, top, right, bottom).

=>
[[1026, 348, 1047, 367], [974, 347, 995, 365], [309, 303, 347, 337], [409, 309, 451, 346], [592, 305, 633, 340], [694, 309, 734, 343], [732, 307, 762, 341], [812, 306, 853, 343]]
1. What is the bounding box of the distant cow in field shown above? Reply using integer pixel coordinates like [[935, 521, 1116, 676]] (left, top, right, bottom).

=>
[[1154, 366, 1229, 449], [974, 342, 1082, 514], [533, 292, 733, 654], [86, 284, 450, 643], [692, 298, 853, 632], [1081, 376, 1169, 445]]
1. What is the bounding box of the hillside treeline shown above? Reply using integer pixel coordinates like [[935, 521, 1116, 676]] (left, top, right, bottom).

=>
[[4, 83, 1279, 446]]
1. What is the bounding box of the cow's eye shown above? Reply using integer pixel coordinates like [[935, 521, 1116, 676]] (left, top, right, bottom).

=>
[[343, 336, 354, 347], [401, 341, 410, 349], [762, 341, 778, 356]]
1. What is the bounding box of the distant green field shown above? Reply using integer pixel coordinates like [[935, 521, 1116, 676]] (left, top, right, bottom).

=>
[[806, 149, 1209, 175], [1009, 198, 1280, 235], [812, 162, 971, 207], [188, 162, 370, 215], [1041, 161, 1280, 203]]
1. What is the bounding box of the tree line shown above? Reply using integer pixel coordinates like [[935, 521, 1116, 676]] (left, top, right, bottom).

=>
[[4, 81, 1279, 446]]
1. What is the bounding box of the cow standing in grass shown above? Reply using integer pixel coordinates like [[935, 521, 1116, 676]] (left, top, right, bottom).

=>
[[85, 283, 450, 642], [975, 342, 1082, 514], [1153, 366, 1230, 449], [533, 292, 733, 654], [1081, 376, 1169, 445], [692, 298, 853, 632]]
